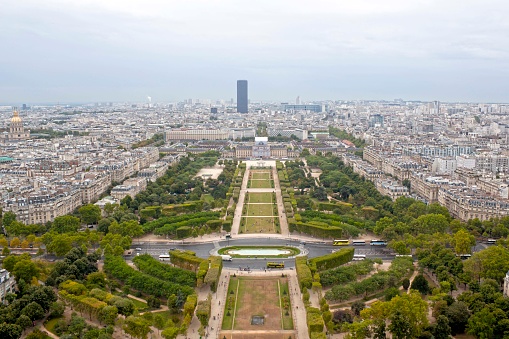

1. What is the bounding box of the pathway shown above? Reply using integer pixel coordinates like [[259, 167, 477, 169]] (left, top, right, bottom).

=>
[[273, 164, 290, 236], [208, 271, 231, 339], [287, 270, 309, 339], [230, 168, 250, 236]]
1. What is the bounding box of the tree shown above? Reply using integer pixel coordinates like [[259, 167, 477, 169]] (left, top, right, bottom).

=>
[[464, 245, 509, 283], [123, 316, 151, 339], [467, 307, 496, 338], [2, 211, 17, 228], [454, 229, 476, 255], [10, 237, 20, 248], [312, 187, 328, 201], [21, 301, 45, 321], [79, 204, 102, 225], [161, 327, 179, 339], [68, 314, 87, 338], [445, 301, 470, 335], [402, 278, 410, 290], [433, 315, 451, 339], [389, 310, 412, 339], [16, 314, 32, 331], [49, 301, 65, 319], [45, 234, 73, 257], [147, 296, 161, 309], [0, 323, 22, 339], [153, 314, 165, 335], [410, 274, 430, 295], [12, 259, 39, 283], [351, 301, 365, 316], [52, 215, 80, 233], [412, 214, 449, 234], [99, 306, 118, 326], [389, 240, 410, 255]]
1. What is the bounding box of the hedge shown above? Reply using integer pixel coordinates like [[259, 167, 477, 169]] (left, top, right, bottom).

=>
[[325, 257, 414, 302], [222, 219, 232, 232], [139, 206, 162, 219], [319, 259, 375, 286], [296, 257, 313, 291], [307, 307, 325, 335], [183, 294, 198, 317], [204, 256, 223, 292], [133, 254, 196, 287], [310, 332, 327, 339], [318, 202, 353, 212], [197, 260, 209, 286], [104, 255, 195, 298], [206, 219, 222, 230], [196, 297, 211, 327], [169, 250, 206, 272], [310, 247, 354, 272], [290, 221, 345, 239], [142, 212, 220, 233], [176, 226, 191, 238], [162, 201, 204, 215]]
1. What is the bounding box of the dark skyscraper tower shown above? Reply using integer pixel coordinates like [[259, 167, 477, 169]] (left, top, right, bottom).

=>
[[237, 80, 248, 113]]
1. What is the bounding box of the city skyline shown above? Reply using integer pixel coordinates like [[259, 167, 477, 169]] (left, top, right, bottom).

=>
[[2, 0, 509, 103]]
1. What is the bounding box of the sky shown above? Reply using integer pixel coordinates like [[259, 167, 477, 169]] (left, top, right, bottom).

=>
[[1, 0, 509, 104]]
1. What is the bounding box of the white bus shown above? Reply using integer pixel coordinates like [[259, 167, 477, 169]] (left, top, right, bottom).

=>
[[487, 238, 497, 245], [352, 254, 366, 261], [159, 254, 170, 261], [352, 240, 366, 246]]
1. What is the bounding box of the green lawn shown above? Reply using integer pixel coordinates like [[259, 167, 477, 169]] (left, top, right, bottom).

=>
[[128, 297, 149, 312], [251, 172, 272, 180], [247, 192, 273, 204], [249, 179, 273, 188], [222, 277, 239, 330], [44, 317, 63, 335], [201, 194, 215, 203], [242, 217, 276, 233], [245, 203, 275, 217], [279, 280, 294, 330]]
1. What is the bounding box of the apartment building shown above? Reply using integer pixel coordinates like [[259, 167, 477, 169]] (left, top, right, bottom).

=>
[[375, 179, 409, 201], [0, 269, 16, 304], [438, 187, 509, 222], [3, 188, 82, 225], [165, 129, 229, 141], [110, 177, 147, 200]]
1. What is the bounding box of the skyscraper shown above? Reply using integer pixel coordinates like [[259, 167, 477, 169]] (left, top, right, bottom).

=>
[[237, 80, 248, 113]]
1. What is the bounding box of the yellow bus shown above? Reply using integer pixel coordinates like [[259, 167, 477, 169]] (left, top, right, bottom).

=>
[[333, 239, 350, 246], [267, 262, 284, 268]]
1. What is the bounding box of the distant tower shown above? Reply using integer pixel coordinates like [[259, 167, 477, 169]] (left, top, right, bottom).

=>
[[296, 96, 300, 105], [8, 109, 29, 140], [237, 80, 248, 113]]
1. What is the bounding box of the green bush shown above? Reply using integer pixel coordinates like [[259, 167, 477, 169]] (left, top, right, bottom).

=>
[[169, 250, 205, 272], [307, 307, 325, 335], [310, 247, 354, 271], [296, 257, 313, 291], [104, 255, 194, 298], [133, 254, 196, 287], [204, 256, 223, 292]]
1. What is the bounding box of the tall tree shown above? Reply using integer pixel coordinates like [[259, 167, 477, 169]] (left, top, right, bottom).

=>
[[79, 204, 102, 225], [454, 229, 476, 255]]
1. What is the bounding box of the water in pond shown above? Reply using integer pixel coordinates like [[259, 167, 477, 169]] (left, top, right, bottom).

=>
[[228, 248, 291, 256]]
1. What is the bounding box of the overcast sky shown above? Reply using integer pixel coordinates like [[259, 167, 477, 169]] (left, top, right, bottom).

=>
[[1, 0, 509, 104]]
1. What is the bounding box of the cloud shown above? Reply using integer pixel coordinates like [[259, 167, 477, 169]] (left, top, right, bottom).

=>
[[1, 0, 509, 102]]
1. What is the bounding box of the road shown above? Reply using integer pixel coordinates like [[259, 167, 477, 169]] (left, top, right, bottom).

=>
[[128, 237, 398, 264]]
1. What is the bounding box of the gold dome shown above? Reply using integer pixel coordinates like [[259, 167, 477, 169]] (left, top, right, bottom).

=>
[[11, 110, 22, 123]]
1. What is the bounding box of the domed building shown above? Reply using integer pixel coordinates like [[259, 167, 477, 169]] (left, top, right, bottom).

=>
[[3, 110, 29, 141]]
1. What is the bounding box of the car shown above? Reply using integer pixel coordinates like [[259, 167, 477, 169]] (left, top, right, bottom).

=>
[[135, 248, 142, 251]]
